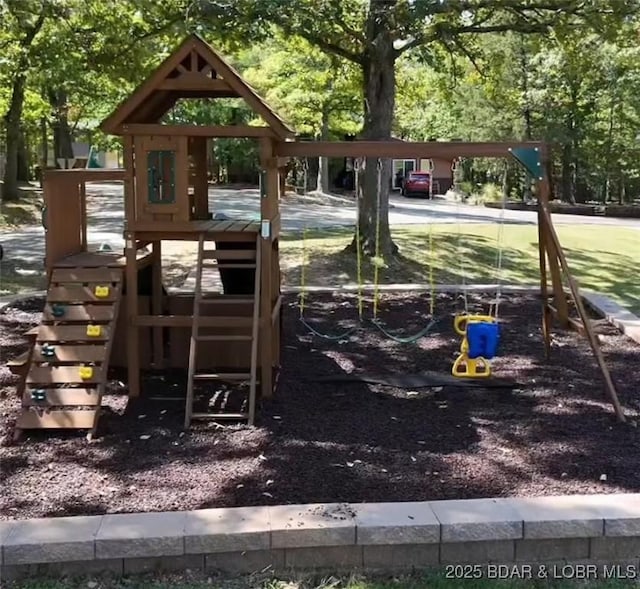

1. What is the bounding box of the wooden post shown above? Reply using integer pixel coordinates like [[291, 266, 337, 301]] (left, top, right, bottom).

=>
[[125, 231, 140, 397], [151, 240, 164, 367], [536, 196, 552, 360], [123, 137, 140, 397], [190, 137, 209, 220], [259, 138, 278, 398], [123, 137, 136, 224], [538, 175, 569, 327], [80, 181, 87, 252]]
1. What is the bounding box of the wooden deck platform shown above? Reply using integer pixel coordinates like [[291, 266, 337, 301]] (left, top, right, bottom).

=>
[[130, 219, 265, 242], [53, 250, 152, 269]]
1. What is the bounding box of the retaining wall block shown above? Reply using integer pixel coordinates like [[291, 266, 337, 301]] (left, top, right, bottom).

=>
[[355, 502, 440, 545], [95, 511, 186, 559], [269, 503, 356, 548], [184, 506, 270, 554], [429, 498, 523, 543], [3, 515, 103, 565]]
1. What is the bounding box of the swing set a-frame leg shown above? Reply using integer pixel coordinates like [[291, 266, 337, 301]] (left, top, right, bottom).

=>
[[538, 198, 626, 423]]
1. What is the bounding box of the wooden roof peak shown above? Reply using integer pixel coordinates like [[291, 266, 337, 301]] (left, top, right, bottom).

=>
[[99, 34, 295, 140]]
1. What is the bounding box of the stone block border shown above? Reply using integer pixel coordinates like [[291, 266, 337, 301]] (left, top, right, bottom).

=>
[[2, 494, 640, 581]]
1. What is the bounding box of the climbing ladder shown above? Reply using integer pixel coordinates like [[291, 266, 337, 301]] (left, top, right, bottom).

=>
[[15, 267, 123, 439], [184, 234, 261, 427]]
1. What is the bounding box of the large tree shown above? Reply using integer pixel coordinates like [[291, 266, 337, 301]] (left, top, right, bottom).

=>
[[197, 0, 636, 255]]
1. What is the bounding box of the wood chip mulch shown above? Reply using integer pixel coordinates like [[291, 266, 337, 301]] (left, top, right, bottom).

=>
[[1, 292, 639, 521]]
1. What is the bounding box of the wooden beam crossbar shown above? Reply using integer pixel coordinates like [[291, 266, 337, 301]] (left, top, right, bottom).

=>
[[120, 124, 275, 138], [275, 141, 545, 159]]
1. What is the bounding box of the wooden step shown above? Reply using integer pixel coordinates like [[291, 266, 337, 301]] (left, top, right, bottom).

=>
[[23, 388, 100, 406], [43, 304, 115, 323], [51, 268, 122, 283], [7, 351, 30, 376], [17, 408, 98, 430], [136, 315, 252, 328], [193, 372, 251, 381], [31, 344, 106, 363], [24, 327, 39, 338], [202, 250, 257, 261], [47, 285, 119, 302], [203, 263, 257, 269], [27, 365, 103, 385], [37, 325, 111, 342], [200, 297, 254, 305], [196, 335, 252, 342], [191, 412, 249, 420]]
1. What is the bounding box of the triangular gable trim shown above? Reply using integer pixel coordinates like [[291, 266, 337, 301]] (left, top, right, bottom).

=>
[[100, 34, 295, 139]]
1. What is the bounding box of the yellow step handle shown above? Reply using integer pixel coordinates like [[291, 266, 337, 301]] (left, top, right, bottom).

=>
[[86, 325, 102, 337], [79, 366, 94, 380], [94, 285, 110, 298]]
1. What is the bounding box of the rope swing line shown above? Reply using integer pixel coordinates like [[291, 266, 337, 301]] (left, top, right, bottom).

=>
[[298, 157, 361, 340], [370, 157, 441, 343], [452, 157, 469, 316], [491, 166, 508, 319]]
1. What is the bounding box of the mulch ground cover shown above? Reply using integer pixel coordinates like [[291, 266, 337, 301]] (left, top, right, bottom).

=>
[[1, 292, 640, 521]]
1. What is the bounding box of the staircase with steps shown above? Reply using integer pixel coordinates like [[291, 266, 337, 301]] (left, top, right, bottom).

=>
[[184, 235, 261, 427], [14, 267, 123, 438]]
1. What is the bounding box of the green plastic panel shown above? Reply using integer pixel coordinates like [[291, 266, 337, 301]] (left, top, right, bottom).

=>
[[147, 150, 176, 204], [509, 147, 544, 180]]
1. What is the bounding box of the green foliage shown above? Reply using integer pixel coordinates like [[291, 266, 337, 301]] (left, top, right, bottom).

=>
[[241, 36, 362, 137]]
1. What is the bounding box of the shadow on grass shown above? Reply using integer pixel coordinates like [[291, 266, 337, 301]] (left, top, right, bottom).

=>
[[0, 258, 46, 295], [0, 189, 42, 228]]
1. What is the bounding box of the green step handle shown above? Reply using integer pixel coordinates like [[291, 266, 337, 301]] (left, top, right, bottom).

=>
[[31, 389, 47, 401], [41, 343, 56, 357]]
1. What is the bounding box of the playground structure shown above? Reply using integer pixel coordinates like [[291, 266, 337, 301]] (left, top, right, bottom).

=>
[[8, 33, 627, 438]]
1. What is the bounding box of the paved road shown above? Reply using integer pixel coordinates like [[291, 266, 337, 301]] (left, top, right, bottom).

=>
[[3, 183, 639, 265]]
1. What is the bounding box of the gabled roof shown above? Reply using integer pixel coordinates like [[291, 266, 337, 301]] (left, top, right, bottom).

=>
[[99, 34, 295, 140]]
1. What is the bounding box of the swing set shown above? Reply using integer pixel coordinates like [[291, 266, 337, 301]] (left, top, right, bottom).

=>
[[298, 156, 441, 345], [283, 140, 624, 420], [297, 152, 507, 377]]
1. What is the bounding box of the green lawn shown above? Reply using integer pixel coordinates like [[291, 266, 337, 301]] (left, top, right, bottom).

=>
[[7, 572, 638, 589], [2, 222, 637, 315], [280, 223, 640, 313]]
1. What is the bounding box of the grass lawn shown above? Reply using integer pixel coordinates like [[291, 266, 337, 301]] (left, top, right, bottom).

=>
[[2, 222, 638, 315], [7, 572, 639, 589], [280, 223, 640, 313]]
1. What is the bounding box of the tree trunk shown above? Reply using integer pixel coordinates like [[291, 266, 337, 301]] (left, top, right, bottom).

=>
[[2, 74, 27, 200], [1, 9, 46, 199], [49, 89, 74, 163], [348, 3, 397, 257], [18, 131, 30, 181], [316, 105, 330, 193]]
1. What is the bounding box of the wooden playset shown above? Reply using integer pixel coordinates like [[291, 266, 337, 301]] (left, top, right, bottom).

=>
[[8, 34, 626, 439]]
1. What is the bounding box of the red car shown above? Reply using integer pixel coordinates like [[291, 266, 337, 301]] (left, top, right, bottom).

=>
[[402, 171, 432, 197]]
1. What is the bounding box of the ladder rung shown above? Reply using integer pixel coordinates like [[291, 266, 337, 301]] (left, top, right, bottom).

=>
[[203, 263, 257, 269], [196, 335, 252, 342], [202, 250, 257, 261], [191, 412, 250, 420], [200, 298, 254, 305], [193, 372, 252, 380]]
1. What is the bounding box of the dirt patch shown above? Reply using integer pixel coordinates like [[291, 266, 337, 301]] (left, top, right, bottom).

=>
[[1, 292, 640, 520]]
